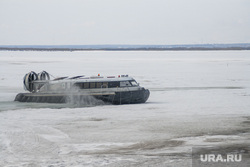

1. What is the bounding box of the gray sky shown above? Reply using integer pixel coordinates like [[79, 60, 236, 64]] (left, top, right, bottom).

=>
[[0, 0, 250, 45]]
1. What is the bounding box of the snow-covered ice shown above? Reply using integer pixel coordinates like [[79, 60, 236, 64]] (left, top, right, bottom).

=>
[[0, 51, 250, 166]]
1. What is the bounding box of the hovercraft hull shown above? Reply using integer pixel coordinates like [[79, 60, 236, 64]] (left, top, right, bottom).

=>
[[15, 89, 150, 105]]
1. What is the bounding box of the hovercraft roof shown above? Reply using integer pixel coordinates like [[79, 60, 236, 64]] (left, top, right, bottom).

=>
[[49, 75, 135, 83]]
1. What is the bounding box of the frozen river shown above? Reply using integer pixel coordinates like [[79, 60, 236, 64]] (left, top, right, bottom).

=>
[[0, 51, 250, 166]]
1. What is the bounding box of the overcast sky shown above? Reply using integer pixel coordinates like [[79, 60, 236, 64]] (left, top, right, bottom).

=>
[[0, 0, 250, 45]]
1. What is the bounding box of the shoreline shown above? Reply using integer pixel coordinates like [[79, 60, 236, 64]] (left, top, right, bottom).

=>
[[1, 47, 250, 51]]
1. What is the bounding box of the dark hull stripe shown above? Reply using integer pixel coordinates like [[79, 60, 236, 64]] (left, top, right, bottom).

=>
[[14, 90, 150, 105]]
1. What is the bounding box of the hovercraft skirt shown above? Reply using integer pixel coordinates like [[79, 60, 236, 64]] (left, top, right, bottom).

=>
[[14, 89, 150, 105]]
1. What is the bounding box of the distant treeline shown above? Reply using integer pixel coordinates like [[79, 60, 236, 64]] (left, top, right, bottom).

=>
[[1, 44, 250, 51], [1, 47, 250, 51]]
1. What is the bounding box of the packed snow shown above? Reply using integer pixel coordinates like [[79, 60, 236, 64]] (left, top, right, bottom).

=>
[[0, 51, 250, 166]]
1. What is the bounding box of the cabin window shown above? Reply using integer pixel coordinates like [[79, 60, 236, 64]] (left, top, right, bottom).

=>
[[75, 83, 80, 88], [130, 80, 138, 86], [75, 82, 110, 89], [90, 82, 95, 88], [84, 82, 89, 89], [108, 82, 119, 88], [120, 81, 131, 87], [102, 82, 108, 88], [96, 82, 102, 88], [74, 83, 83, 89]]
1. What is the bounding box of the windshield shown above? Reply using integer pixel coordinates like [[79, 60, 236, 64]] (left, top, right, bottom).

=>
[[120, 81, 131, 87], [130, 80, 138, 86]]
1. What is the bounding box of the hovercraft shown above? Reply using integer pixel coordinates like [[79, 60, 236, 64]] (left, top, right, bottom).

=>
[[15, 71, 150, 104]]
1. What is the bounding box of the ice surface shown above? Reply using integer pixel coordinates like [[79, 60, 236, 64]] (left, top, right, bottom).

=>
[[0, 51, 250, 166]]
